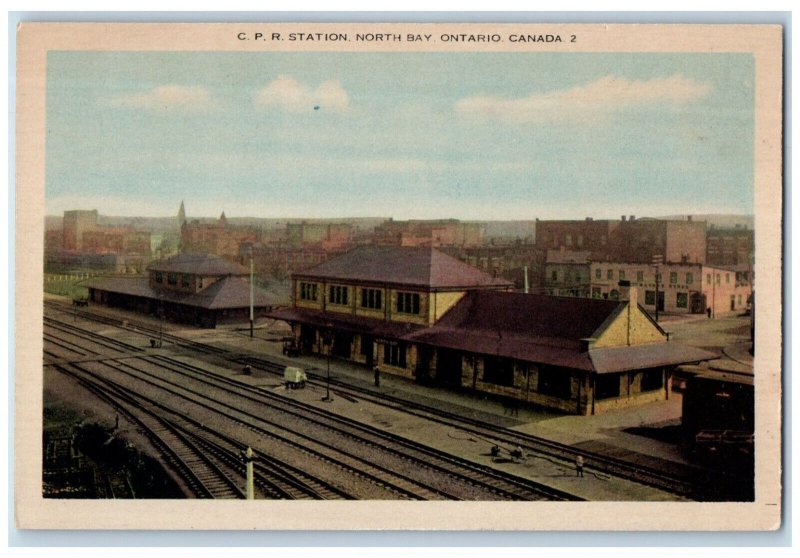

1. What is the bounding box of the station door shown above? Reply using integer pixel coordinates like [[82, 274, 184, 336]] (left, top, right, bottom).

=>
[[435, 349, 464, 386]]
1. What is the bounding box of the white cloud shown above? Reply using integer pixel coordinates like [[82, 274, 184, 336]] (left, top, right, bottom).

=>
[[104, 85, 215, 112], [454, 74, 712, 123], [253, 76, 349, 112]]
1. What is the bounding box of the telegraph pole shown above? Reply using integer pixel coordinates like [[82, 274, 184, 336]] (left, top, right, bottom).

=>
[[652, 254, 663, 321], [249, 246, 254, 338]]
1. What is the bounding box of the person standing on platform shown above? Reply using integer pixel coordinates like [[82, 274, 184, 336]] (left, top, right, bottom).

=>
[[575, 455, 585, 477], [374, 366, 380, 388]]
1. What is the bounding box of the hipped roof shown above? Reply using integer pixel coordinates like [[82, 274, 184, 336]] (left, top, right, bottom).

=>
[[84, 276, 275, 310], [147, 253, 248, 276], [293, 246, 513, 289]]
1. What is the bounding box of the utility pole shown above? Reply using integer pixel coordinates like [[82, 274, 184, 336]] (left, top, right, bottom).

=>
[[652, 254, 663, 322], [322, 325, 334, 402], [249, 246, 254, 338]]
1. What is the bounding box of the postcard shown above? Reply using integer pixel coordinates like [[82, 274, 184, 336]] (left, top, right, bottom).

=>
[[15, 21, 783, 531]]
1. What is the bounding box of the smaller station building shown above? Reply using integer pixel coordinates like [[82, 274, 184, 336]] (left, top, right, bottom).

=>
[[83, 253, 277, 327]]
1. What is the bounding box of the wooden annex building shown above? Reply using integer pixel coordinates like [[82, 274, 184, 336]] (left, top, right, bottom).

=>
[[84, 253, 276, 328], [268, 246, 717, 415]]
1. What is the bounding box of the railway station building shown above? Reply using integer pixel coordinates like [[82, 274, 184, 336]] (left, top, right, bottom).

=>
[[268, 246, 717, 415], [83, 253, 277, 328]]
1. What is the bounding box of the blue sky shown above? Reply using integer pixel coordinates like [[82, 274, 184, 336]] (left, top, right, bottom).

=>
[[45, 51, 754, 220]]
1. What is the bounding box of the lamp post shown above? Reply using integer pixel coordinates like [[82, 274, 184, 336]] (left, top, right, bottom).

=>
[[321, 324, 334, 402]]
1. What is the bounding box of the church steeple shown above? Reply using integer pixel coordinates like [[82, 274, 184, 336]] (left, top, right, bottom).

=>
[[219, 211, 227, 226], [177, 201, 186, 228]]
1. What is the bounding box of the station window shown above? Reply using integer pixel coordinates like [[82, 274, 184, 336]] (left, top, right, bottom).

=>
[[383, 342, 406, 368], [607, 269, 613, 280], [361, 288, 382, 310], [198, 277, 204, 289], [566, 234, 572, 247], [537, 366, 571, 399], [551, 270, 558, 282], [299, 282, 318, 301], [595, 268, 601, 279], [686, 273, 693, 285], [396, 292, 420, 315], [328, 285, 349, 305], [619, 271, 626, 280], [726, 273, 730, 284], [670, 272, 678, 284], [181, 274, 190, 288], [591, 287, 602, 298], [154, 271, 163, 284], [645, 290, 656, 305], [676, 292, 688, 308], [640, 369, 663, 391], [706, 273, 712, 285], [483, 357, 515, 387], [577, 234, 583, 247], [636, 271, 644, 282], [595, 375, 621, 400], [167, 273, 177, 286]]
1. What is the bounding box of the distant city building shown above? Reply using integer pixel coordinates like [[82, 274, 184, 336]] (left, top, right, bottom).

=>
[[442, 242, 545, 291], [268, 247, 715, 414], [706, 225, 754, 266], [546, 259, 752, 317], [239, 241, 342, 281], [286, 222, 354, 251], [180, 210, 258, 260], [373, 219, 485, 248], [62, 209, 99, 251], [84, 253, 277, 328], [49, 209, 151, 272], [535, 217, 617, 260], [535, 216, 707, 265]]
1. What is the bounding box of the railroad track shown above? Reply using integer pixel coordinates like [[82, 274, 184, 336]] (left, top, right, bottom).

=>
[[43, 305, 701, 499], [54, 363, 244, 499], [55, 359, 435, 500], [111, 354, 579, 501], [240, 355, 707, 499]]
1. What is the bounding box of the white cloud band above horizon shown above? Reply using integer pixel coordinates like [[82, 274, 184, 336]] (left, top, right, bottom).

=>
[[253, 76, 349, 113], [454, 74, 712, 123], [103, 85, 216, 112]]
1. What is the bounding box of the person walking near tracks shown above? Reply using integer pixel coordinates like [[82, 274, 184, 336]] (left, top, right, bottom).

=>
[[575, 455, 585, 477], [373, 366, 381, 388]]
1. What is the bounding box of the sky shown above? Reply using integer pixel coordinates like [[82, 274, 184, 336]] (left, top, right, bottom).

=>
[[45, 51, 755, 220]]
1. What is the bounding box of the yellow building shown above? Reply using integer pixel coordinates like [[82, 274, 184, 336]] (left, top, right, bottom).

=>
[[269, 247, 716, 414]]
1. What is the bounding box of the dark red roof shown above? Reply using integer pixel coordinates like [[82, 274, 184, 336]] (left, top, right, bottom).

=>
[[401, 291, 716, 372], [427, 290, 623, 341], [294, 246, 512, 289], [147, 253, 248, 276], [589, 344, 719, 374], [84, 275, 275, 310], [266, 307, 425, 339]]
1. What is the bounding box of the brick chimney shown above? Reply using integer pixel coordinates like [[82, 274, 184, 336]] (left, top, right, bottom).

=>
[[618, 280, 638, 306]]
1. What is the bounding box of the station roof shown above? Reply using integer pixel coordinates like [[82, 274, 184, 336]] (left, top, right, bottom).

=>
[[147, 253, 248, 276], [293, 246, 513, 289], [267, 306, 425, 339], [84, 275, 275, 310], [402, 291, 717, 373]]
